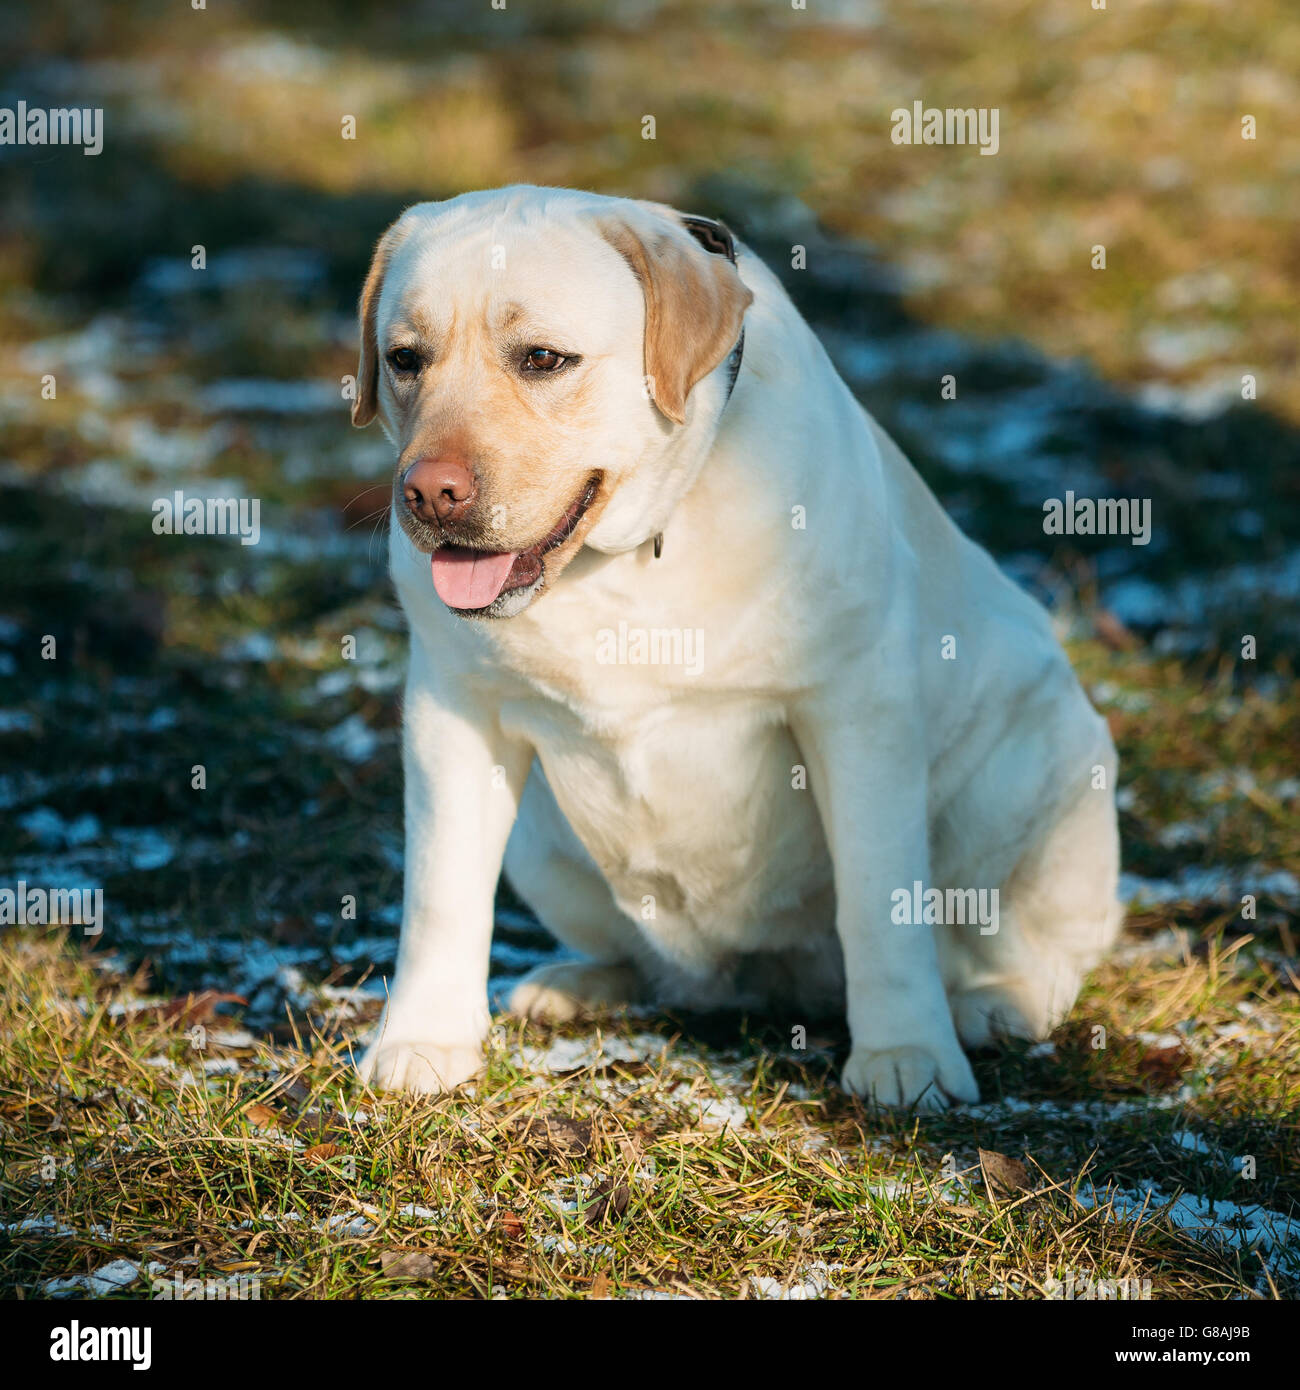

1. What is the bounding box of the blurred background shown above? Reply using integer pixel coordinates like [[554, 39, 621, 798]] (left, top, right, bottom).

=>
[[1, 0, 1297, 1029]]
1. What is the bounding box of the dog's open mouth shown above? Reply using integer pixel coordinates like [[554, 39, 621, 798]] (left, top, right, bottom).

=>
[[430, 473, 601, 612]]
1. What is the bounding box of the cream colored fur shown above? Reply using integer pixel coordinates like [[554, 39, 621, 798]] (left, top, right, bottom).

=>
[[353, 186, 1122, 1110]]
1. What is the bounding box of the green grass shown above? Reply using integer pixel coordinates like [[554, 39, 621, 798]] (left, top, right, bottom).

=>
[[2, 795, 1297, 1302], [7, 0, 1300, 418]]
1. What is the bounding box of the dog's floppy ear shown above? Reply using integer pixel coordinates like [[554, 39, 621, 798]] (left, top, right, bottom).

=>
[[598, 209, 753, 425], [352, 219, 405, 428]]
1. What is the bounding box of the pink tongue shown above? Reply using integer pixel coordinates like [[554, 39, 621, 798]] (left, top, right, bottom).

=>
[[430, 548, 519, 609]]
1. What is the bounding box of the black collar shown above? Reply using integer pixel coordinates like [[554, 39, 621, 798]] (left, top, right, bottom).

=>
[[680, 213, 745, 405]]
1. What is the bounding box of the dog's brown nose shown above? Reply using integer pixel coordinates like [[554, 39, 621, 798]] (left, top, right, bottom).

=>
[[402, 457, 478, 527]]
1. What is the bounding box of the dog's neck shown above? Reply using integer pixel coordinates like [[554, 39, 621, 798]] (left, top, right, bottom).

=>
[[582, 358, 741, 557]]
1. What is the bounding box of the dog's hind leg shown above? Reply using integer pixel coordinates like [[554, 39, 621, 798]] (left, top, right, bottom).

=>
[[945, 769, 1123, 1048], [502, 762, 647, 1022], [509, 959, 644, 1023]]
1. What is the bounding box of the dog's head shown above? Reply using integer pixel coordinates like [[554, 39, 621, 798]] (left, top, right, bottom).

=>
[[352, 187, 753, 618]]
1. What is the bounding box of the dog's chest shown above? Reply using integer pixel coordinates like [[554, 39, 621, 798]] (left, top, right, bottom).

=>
[[498, 680, 830, 951]]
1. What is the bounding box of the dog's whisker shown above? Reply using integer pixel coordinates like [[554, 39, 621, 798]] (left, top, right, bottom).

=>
[[345, 503, 391, 534], [367, 510, 390, 564]]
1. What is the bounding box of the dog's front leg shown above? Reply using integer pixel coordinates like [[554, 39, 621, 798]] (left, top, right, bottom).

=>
[[358, 637, 530, 1095], [793, 700, 979, 1111]]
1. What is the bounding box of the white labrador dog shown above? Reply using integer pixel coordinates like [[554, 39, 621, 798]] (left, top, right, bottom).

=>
[[352, 185, 1121, 1110]]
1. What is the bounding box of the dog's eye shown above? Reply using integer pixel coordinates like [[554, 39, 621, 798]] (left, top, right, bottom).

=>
[[522, 347, 567, 372], [387, 347, 420, 373]]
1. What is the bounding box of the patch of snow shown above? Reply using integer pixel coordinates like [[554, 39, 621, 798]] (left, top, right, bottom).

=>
[[397, 1204, 445, 1221], [535, 1234, 614, 1258], [112, 828, 175, 871], [515, 1033, 668, 1074], [1110, 928, 1191, 965], [752, 1261, 841, 1300], [6, 1215, 110, 1239], [42, 1258, 140, 1298], [222, 631, 278, 662], [324, 713, 380, 764], [322, 1213, 375, 1238], [18, 807, 102, 846], [666, 1084, 750, 1130], [1156, 821, 1209, 849], [1078, 1181, 1299, 1271], [198, 378, 339, 416], [1121, 864, 1298, 908]]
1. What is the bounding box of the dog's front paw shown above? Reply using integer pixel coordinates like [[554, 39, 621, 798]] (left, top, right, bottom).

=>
[[357, 1038, 483, 1095], [841, 1043, 979, 1111]]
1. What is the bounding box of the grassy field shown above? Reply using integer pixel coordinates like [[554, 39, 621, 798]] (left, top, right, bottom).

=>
[[1, 0, 1297, 1300], [2, 879, 1297, 1300]]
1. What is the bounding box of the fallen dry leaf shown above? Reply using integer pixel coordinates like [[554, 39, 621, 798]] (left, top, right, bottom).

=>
[[933, 1203, 982, 1220], [514, 1114, 593, 1160], [978, 1148, 1033, 1200], [380, 1249, 436, 1280], [1135, 1041, 1188, 1086], [584, 1177, 631, 1226], [303, 1143, 340, 1164], [277, 1077, 313, 1109], [242, 1102, 280, 1130]]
